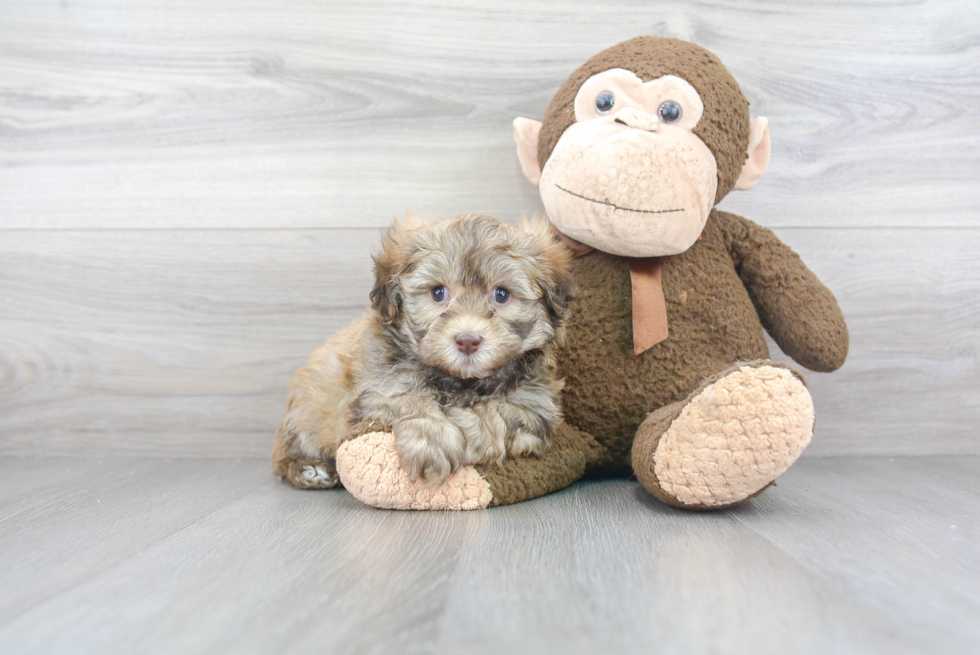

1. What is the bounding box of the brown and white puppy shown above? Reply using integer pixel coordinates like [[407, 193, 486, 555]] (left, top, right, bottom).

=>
[[271, 214, 573, 489]]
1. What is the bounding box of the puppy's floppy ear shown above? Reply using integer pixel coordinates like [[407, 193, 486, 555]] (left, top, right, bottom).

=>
[[370, 221, 410, 325], [520, 216, 575, 326], [540, 249, 575, 327]]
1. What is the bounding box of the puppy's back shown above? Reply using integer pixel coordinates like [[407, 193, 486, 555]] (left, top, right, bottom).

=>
[[272, 317, 369, 472]]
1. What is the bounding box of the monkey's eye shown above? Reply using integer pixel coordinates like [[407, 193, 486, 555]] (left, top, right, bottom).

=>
[[658, 100, 682, 123], [595, 91, 616, 115], [492, 287, 511, 304], [430, 286, 448, 302]]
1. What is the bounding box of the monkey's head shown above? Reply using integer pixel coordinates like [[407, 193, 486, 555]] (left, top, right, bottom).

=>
[[514, 37, 771, 258]]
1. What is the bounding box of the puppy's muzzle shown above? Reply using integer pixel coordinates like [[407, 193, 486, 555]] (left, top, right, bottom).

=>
[[454, 333, 483, 355]]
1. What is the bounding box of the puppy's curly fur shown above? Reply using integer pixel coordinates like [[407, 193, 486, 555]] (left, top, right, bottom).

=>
[[272, 214, 573, 488]]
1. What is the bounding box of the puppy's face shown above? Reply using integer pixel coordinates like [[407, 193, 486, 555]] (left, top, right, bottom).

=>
[[370, 215, 573, 379]]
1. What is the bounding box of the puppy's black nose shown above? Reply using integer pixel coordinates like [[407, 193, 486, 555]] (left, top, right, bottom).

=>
[[454, 333, 482, 355]]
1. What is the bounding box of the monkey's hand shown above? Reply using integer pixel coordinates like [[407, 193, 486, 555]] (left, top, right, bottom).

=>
[[336, 431, 492, 510], [335, 421, 604, 510], [720, 211, 849, 372]]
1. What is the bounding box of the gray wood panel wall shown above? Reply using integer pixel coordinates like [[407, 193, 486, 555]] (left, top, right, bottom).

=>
[[2, 0, 978, 457]]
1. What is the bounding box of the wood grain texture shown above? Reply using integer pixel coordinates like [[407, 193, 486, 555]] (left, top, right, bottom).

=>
[[1, 0, 977, 457], [0, 0, 977, 229], [774, 228, 980, 455], [0, 456, 976, 654], [0, 229, 377, 456], [2, 227, 978, 456], [0, 457, 268, 624]]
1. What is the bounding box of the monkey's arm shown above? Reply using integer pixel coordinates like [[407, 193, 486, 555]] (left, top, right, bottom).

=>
[[717, 210, 849, 372], [473, 421, 606, 506], [335, 421, 604, 509]]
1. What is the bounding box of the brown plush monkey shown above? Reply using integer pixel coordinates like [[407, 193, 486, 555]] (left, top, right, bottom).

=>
[[335, 37, 848, 510]]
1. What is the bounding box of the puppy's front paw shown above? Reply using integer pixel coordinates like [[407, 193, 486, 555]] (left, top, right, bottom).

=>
[[394, 417, 465, 483], [507, 429, 549, 457]]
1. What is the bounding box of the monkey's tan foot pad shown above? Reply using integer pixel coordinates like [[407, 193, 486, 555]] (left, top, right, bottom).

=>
[[634, 363, 814, 509], [336, 432, 492, 510]]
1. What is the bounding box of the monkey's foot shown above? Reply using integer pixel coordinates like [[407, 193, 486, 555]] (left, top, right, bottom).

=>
[[336, 432, 492, 510], [632, 361, 814, 509]]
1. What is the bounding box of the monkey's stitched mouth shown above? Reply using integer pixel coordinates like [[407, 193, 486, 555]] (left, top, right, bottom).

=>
[[555, 184, 684, 215]]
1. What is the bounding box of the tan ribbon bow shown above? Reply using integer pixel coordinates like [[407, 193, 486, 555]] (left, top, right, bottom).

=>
[[551, 229, 669, 355]]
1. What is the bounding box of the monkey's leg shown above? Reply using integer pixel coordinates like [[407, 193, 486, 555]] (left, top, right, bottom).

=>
[[335, 422, 604, 510], [631, 360, 814, 510]]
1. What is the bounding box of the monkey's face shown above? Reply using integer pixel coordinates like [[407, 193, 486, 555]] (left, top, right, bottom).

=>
[[538, 69, 718, 258]]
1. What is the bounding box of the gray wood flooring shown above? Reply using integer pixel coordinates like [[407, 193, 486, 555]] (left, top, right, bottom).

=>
[[1, 455, 977, 654]]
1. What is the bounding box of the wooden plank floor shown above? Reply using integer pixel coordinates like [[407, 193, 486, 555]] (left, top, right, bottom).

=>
[[0, 456, 976, 654]]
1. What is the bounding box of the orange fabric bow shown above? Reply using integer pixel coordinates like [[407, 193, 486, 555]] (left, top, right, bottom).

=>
[[552, 229, 668, 355]]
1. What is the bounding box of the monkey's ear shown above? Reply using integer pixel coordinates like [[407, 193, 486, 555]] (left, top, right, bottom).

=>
[[734, 117, 771, 191], [513, 118, 543, 186]]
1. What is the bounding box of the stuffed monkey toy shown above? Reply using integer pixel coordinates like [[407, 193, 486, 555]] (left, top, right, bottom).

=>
[[333, 36, 848, 510]]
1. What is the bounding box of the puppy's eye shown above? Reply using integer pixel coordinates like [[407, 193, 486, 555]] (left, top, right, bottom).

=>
[[595, 91, 616, 115], [430, 286, 448, 302], [658, 100, 682, 123], [492, 287, 510, 304]]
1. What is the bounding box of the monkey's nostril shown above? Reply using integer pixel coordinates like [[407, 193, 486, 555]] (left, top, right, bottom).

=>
[[454, 333, 482, 355], [615, 115, 659, 132]]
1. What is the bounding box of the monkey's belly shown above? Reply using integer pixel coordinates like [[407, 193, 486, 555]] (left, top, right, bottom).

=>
[[557, 242, 770, 468]]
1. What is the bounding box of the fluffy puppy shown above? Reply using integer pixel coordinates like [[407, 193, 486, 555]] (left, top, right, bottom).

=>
[[272, 214, 573, 489]]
